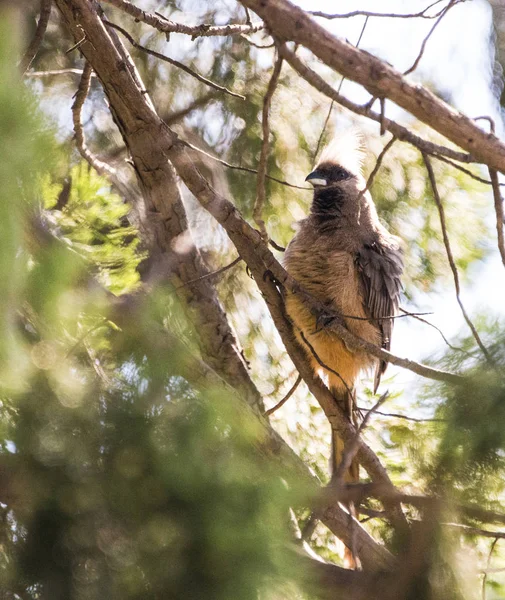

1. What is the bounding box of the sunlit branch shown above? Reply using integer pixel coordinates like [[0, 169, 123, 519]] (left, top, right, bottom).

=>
[[102, 0, 263, 38], [25, 67, 95, 77], [309, 1, 463, 21]]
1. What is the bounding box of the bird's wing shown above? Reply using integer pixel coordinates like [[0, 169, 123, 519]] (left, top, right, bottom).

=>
[[355, 240, 403, 392]]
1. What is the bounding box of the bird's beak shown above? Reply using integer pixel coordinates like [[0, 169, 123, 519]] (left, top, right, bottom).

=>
[[305, 170, 327, 187]]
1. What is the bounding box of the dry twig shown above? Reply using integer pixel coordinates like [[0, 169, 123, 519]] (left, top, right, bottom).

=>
[[175, 256, 243, 289], [20, 0, 52, 73], [71, 62, 117, 177], [403, 0, 458, 76], [182, 139, 310, 190], [422, 153, 492, 363], [254, 52, 283, 238], [482, 538, 500, 600], [309, 1, 463, 21], [265, 374, 302, 416], [399, 307, 477, 357], [101, 0, 263, 38], [488, 167, 505, 269], [334, 392, 390, 484], [104, 20, 245, 99]]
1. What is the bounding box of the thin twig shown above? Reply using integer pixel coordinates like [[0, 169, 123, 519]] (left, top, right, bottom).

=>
[[309, 1, 462, 21], [398, 307, 476, 357], [254, 52, 283, 238], [443, 523, 505, 540], [314, 100, 334, 162], [175, 256, 242, 289], [313, 16, 369, 161], [433, 153, 504, 185], [358, 135, 396, 200], [71, 62, 117, 177], [182, 139, 310, 190], [422, 153, 492, 363], [356, 405, 445, 423], [104, 20, 245, 100], [241, 35, 275, 49], [482, 538, 499, 600], [337, 310, 432, 322], [278, 43, 473, 164], [102, 0, 263, 38], [488, 167, 505, 269], [334, 392, 390, 484], [265, 374, 302, 416], [20, 0, 52, 73], [270, 239, 286, 252], [404, 0, 457, 76]]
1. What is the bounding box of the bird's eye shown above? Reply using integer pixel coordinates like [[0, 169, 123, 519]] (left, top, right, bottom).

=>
[[331, 167, 351, 181]]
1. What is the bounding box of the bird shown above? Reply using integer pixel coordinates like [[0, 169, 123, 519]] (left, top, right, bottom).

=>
[[284, 131, 403, 484]]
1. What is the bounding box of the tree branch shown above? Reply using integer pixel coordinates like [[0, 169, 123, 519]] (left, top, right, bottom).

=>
[[277, 43, 473, 164], [101, 0, 263, 38], [254, 51, 283, 238], [242, 0, 505, 173], [422, 153, 492, 362], [488, 167, 505, 269], [55, 0, 262, 411], [71, 61, 117, 177], [20, 0, 52, 73], [104, 20, 245, 100]]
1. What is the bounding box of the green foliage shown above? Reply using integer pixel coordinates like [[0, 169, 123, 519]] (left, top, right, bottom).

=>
[[42, 163, 145, 295]]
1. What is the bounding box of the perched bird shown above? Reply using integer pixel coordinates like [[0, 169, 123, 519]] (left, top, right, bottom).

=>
[[284, 132, 403, 483]]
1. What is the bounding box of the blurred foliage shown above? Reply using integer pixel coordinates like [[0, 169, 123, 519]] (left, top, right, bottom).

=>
[[6, 0, 505, 598], [42, 163, 145, 295]]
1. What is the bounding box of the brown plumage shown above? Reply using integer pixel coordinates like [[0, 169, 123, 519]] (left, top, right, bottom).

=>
[[284, 132, 403, 484]]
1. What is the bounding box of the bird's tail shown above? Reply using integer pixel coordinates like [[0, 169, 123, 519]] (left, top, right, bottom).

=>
[[329, 385, 359, 483], [330, 384, 360, 569]]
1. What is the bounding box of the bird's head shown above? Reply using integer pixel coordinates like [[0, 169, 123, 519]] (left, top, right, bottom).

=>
[[307, 130, 366, 220], [305, 162, 354, 188]]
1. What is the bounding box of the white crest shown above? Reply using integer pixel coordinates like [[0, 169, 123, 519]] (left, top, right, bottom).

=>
[[316, 129, 365, 176]]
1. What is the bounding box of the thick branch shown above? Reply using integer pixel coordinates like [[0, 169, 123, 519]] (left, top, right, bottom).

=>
[[242, 0, 505, 174], [55, 0, 262, 410]]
